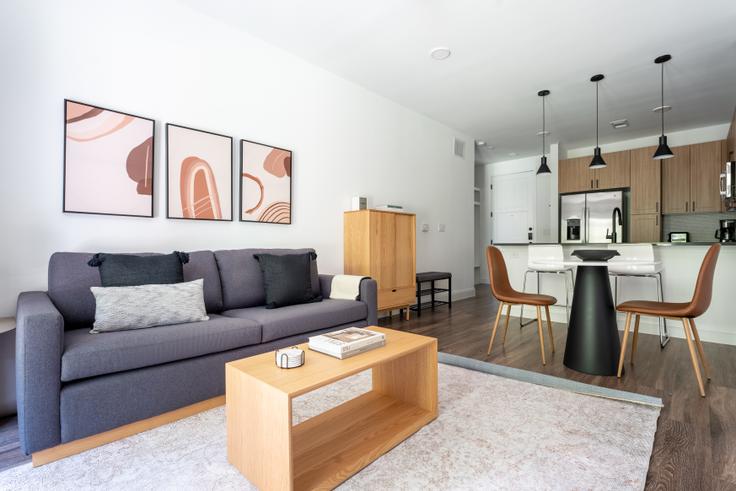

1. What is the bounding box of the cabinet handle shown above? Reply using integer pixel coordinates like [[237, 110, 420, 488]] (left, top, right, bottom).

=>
[[686, 201, 688, 212], [391, 288, 397, 292], [692, 201, 695, 212], [596, 179, 599, 188], [656, 202, 659, 213], [656, 215, 659, 226], [590, 179, 594, 189]]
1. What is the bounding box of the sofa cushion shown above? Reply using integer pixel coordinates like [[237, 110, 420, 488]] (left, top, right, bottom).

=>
[[222, 299, 367, 343], [49, 251, 224, 329], [255, 252, 322, 309], [87, 251, 188, 287], [61, 314, 260, 381], [214, 248, 320, 310]]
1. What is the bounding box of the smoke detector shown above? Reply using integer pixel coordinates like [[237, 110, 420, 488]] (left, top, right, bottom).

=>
[[429, 47, 451, 60]]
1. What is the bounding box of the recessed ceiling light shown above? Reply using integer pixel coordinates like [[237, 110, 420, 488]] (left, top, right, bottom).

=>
[[429, 47, 451, 60], [610, 119, 629, 129], [476, 140, 486, 146]]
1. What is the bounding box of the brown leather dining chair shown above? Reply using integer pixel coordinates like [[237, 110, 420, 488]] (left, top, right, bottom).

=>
[[486, 246, 557, 365], [616, 243, 720, 397]]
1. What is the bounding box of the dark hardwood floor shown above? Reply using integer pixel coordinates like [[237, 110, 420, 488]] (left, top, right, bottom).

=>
[[2, 286, 734, 489], [380, 284, 736, 490]]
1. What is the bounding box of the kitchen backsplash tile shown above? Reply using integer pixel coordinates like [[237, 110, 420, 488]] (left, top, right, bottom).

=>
[[662, 213, 735, 242]]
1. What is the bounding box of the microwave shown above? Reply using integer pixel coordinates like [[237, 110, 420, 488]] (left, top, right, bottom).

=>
[[721, 161, 736, 211]]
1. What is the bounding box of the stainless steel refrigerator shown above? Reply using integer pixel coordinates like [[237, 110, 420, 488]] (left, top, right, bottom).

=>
[[560, 190, 624, 243]]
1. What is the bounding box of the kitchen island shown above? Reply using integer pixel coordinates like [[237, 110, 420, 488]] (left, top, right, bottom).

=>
[[489, 242, 735, 346]]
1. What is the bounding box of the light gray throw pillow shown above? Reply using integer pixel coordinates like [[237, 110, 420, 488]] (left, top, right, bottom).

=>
[[90, 279, 209, 333]]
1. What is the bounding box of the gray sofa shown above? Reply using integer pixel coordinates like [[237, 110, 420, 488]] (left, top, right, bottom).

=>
[[15, 248, 377, 455]]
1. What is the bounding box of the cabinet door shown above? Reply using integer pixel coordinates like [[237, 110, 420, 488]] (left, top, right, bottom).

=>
[[559, 157, 593, 194], [630, 146, 661, 215], [662, 145, 690, 214], [690, 141, 722, 213], [630, 213, 661, 243], [596, 150, 631, 190], [370, 211, 396, 290], [393, 213, 416, 290]]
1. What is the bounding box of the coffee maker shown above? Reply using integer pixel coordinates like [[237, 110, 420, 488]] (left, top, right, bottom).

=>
[[715, 219, 736, 243]]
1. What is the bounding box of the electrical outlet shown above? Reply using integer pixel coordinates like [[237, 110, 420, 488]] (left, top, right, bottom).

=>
[[438, 224, 446, 232], [421, 223, 430, 232]]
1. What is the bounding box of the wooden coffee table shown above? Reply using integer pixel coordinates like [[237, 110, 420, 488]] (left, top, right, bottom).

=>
[[226, 326, 438, 490]]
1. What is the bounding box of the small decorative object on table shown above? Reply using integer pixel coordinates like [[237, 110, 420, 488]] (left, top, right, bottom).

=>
[[274, 347, 305, 369], [308, 327, 385, 359]]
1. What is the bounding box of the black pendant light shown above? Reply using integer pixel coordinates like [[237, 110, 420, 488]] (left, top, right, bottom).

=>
[[653, 54, 674, 160], [589, 74, 607, 169], [536, 89, 551, 175]]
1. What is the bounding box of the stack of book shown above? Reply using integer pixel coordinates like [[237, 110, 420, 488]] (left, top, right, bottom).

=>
[[308, 327, 385, 359]]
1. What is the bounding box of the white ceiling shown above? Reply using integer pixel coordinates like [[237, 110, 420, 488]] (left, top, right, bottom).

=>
[[182, 0, 736, 163]]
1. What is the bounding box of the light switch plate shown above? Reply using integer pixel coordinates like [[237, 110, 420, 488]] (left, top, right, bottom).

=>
[[438, 224, 446, 232], [421, 223, 430, 232]]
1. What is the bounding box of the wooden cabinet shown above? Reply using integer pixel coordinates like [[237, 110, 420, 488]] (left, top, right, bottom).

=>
[[630, 213, 661, 243], [630, 146, 661, 215], [558, 157, 591, 194], [558, 151, 630, 194], [689, 141, 723, 213], [662, 145, 691, 214], [662, 141, 724, 214], [344, 210, 416, 315], [596, 150, 631, 190]]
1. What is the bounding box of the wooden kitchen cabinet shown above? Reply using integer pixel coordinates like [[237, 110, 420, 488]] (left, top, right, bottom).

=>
[[661, 145, 691, 214], [596, 150, 631, 190], [689, 141, 723, 213], [630, 213, 661, 243], [558, 157, 591, 194], [559, 152, 630, 194], [630, 146, 661, 215]]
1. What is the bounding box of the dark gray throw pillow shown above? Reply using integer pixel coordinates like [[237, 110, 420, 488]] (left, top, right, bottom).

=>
[[254, 252, 323, 309], [87, 252, 189, 287]]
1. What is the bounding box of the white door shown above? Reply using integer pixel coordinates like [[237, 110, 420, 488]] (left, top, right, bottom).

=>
[[490, 171, 535, 244]]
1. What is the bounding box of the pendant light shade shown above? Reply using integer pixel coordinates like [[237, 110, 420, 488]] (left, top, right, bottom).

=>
[[536, 89, 551, 175], [589, 74, 607, 169], [652, 54, 674, 160]]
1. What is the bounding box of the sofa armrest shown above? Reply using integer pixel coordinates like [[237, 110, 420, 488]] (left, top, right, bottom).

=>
[[16, 291, 64, 454], [359, 278, 378, 325], [318, 274, 377, 325], [318, 273, 334, 298]]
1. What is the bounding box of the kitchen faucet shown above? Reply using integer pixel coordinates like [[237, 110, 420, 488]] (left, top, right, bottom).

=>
[[606, 207, 623, 243]]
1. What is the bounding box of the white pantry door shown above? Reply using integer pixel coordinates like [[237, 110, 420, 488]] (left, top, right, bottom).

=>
[[490, 171, 535, 244]]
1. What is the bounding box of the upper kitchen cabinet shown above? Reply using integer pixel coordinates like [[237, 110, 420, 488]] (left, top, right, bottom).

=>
[[558, 157, 591, 194], [689, 140, 723, 213], [596, 150, 631, 190], [662, 141, 724, 214], [662, 145, 691, 214], [630, 146, 661, 215], [558, 151, 630, 194]]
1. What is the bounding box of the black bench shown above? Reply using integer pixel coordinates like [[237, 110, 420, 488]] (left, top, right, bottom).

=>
[[410, 271, 452, 316]]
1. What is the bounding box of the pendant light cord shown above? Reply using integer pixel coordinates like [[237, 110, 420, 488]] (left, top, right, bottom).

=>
[[661, 62, 665, 136], [541, 95, 546, 156], [595, 81, 599, 146]]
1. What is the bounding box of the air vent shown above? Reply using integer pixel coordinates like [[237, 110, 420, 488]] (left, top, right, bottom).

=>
[[610, 119, 629, 129], [453, 138, 466, 158]]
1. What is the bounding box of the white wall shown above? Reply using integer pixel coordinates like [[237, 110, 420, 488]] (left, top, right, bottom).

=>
[[563, 123, 729, 158], [0, 0, 476, 316]]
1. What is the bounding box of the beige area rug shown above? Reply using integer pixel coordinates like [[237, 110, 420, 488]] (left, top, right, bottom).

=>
[[0, 364, 660, 490]]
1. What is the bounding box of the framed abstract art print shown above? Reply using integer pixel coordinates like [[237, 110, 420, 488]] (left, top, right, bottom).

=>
[[239, 139, 292, 224], [166, 124, 233, 221], [63, 99, 155, 217]]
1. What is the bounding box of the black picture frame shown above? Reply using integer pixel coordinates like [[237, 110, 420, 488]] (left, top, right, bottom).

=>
[[165, 123, 234, 222], [239, 138, 293, 225], [63, 98, 155, 218]]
